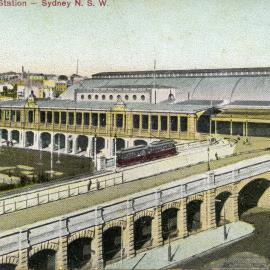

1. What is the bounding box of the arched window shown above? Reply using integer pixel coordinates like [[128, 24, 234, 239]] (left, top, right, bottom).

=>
[[125, 95, 129, 100], [95, 94, 98, 100], [133, 95, 137, 101], [102, 94, 106, 100], [88, 94, 91, 100], [109, 95, 113, 100], [141, 95, 145, 101], [117, 95, 121, 100], [81, 94, 84, 100]]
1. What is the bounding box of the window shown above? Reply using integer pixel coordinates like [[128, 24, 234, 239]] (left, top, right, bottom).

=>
[[109, 95, 113, 100], [88, 94, 91, 100], [76, 112, 82, 125], [180, 117, 188, 132], [92, 113, 98, 126], [61, 112, 66, 124], [47, 111, 52, 123], [16, 111, 20, 122], [116, 114, 123, 128], [54, 112, 59, 124], [141, 95, 145, 101], [28, 111, 34, 123], [11, 110, 16, 122], [102, 95, 106, 100], [100, 113, 106, 127], [133, 95, 137, 101], [84, 113, 89, 126], [95, 95, 98, 100], [133, 115, 140, 129], [151, 115, 158, 130], [170, 116, 178, 131], [117, 95, 121, 100], [68, 112, 74, 125], [81, 94, 84, 100], [5, 110, 10, 121], [40, 111, 46, 123], [142, 115, 149, 129], [160, 116, 167, 131], [125, 95, 129, 100]]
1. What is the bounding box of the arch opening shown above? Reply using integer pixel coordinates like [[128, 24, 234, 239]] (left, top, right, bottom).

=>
[[96, 137, 105, 153], [54, 134, 65, 150], [77, 135, 88, 153], [187, 200, 202, 232], [1, 129, 8, 142], [215, 192, 232, 226], [162, 208, 178, 240], [238, 179, 270, 217], [26, 131, 34, 147], [116, 138, 125, 151], [67, 238, 92, 269], [103, 227, 122, 263], [11, 130, 20, 144], [40, 132, 51, 149], [134, 216, 152, 250], [28, 249, 56, 270], [0, 264, 16, 270]]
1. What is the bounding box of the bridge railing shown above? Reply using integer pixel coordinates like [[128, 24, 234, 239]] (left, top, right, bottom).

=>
[[0, 139, 235, 216]]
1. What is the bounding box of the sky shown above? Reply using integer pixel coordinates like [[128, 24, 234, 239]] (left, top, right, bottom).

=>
[[0, 0, 270, 76]]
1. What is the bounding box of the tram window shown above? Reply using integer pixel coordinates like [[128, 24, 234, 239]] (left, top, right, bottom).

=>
[[76, 112, 82, 125], [40, 111, 46, 123], [47, 111, 52, 123], [116, 114, 123, 128], [100, 113, 106, 127], [133, 115, 140, 129], [142, 115, 149, 129], [84, 113, 89, 126], [151, 115, 158, 130], [54, 112, 59, 124], [68, 112, 74, 125], [170, 116, 178, 131], [61, 112, 66, 124], [180, 117, 188, 131], [161, 116, 168, 131], [92, 113, 98, 127]]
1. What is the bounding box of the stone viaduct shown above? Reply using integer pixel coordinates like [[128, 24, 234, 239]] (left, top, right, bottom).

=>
[[0, 155, 270, 270]]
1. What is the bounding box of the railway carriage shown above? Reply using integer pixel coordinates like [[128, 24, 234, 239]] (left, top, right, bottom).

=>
[[117, 140, 176, 167]]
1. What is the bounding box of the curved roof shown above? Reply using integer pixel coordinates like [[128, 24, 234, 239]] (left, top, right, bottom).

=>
[[60, 75, 270, 102]]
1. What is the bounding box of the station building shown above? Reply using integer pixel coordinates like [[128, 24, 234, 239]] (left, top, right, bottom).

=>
[[0, 67, 270, 157]]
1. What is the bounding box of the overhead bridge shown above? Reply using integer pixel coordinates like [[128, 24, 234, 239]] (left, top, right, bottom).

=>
[[0, 155, 270, 269]]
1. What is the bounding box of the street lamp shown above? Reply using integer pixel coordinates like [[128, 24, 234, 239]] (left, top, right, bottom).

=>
[[56, 134, 61, 164], [114, 134, 117, 171], [215, 199, 227, 240], [207, 146, 210, 171]]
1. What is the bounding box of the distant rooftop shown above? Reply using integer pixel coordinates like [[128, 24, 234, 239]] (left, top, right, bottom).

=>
[[92, 67, 270, 79]]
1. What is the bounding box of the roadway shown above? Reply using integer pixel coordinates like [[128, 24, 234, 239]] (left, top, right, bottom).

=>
[[0, 139, 269, 233]]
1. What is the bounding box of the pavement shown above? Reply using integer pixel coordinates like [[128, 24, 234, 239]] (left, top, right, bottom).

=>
[[106, 221, 254, 270]]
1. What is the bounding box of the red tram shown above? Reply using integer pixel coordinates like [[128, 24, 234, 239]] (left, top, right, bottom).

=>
[[117, 140, 177, 167]]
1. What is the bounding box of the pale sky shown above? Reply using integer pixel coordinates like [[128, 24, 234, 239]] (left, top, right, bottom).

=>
[[0, 0, 270, 76]]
